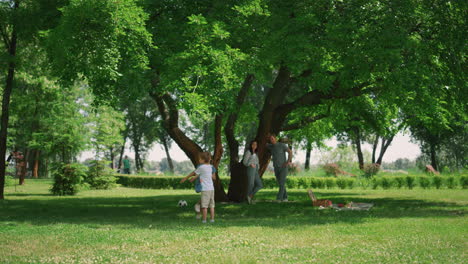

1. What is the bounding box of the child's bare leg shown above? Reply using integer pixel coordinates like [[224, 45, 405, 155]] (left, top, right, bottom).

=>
[[210, 207, 215, 220], [201, 208, 207, 221]]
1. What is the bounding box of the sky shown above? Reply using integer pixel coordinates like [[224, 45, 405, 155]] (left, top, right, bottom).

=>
[[79, 132, 421, 165]]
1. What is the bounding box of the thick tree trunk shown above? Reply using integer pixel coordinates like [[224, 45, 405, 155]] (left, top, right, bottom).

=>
[[160, 135, 174, 174], [134, 145, 140, 172], [0, 1, 18, 199], [212, 115, 228, 202], [354, 127, 364, 170], [304, 141, 312, 170], [19, 149, 29, 185], [224, 75, 254, 202], [151, 93, 203, 166], [33, 150, 40, 178]]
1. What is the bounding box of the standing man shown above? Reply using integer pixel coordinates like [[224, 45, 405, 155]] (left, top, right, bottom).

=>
[[266, 134, 293, 202], [123, 155, 131, 174]]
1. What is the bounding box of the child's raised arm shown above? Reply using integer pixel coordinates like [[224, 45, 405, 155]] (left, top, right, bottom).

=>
[[180, 171, 196, 183]]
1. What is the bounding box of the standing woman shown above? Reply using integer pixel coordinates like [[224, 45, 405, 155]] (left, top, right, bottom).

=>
[[242, 140, 263, 204]]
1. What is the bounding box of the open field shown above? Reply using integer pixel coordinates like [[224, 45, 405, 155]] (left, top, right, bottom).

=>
[[1, 179, 467, 264]]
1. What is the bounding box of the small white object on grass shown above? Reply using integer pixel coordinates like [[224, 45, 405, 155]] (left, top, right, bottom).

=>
[[178, 200, 188, 207]]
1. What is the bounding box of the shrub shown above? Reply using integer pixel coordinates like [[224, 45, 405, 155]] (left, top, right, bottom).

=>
[[371, 177, 381, 189], [4, 176, 15, 187], [85, 160, 117, 190], [418, 177, 430, 189], [406, 176, 415, 189], [394, 177, 405, 189], [432, 176, 443, 189], [346, 178, 355, 189], [336, 178, 347, 189], [323, 163, 341, 177], [325, 177, 336, 189], [363, 163, 381, 178], [446, 177, 456, 189], [460, 176, 468, 189], [381, 177, 393, 189], [51, 163, 86, 195]]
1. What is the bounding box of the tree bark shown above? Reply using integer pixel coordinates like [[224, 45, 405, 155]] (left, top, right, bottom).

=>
[[354, 127, 364, 170], [371, 136, 379, 164], [117, 135, 126, 173], [212, 115, 228, 202], [33, 150, 40, 178], [0, 2, 18, 198], [304, 141, 312, 170], [224, 75, 254, 202], [109, 146, 115, 169], [19, 149, 29, 185], [376, 135, 394, 165], [160, 135, 174, 174], [151, 93, 204, 166]]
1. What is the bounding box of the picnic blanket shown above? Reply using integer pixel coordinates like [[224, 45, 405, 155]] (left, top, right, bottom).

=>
[[307, 189, 374, 211]]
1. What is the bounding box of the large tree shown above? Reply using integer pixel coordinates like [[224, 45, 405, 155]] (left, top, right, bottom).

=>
[[42, 0, 465, 202]]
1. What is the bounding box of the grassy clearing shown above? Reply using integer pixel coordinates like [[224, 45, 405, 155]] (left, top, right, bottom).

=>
[[1, 179, 467, 264]]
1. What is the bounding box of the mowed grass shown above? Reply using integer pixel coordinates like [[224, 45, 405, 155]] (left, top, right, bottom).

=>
[[1, 180, 467, 264]]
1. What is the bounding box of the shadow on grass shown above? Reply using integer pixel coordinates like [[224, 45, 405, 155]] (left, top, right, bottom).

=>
[[0, 189, 465, 230]]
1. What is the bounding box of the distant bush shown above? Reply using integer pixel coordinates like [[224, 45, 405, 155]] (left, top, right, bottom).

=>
[[115, 173, 466, 190], [5, 176, 15, 187], [406, 176, 416, 189], [85, 160, 117, 190], [323, 163, 341, 177], [460, 176, 468, 189], [394, 177, 405, 189], [381, 177, 393, 189], [418, 177, 431, 189], [51, 163, 86, 195], [336, 178, 347, 189], [363, 163, 381, 178], [433, 176, 443, 189], [446, 177, 456, 189]]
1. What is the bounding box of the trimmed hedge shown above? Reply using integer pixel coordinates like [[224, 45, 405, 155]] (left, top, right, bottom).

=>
[[115, 174, 467, 190]]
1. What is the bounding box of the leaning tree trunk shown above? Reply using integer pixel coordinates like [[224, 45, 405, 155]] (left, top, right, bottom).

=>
[[160, 135, 174, 174], [151, 92, 229, 201], [354, 127, 364, 170], [212, 115, 228, 202], [0, 1, 18, 199], [376, 135, 394, 165]]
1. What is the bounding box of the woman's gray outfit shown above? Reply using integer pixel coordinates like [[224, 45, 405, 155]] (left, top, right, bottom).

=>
[[242, 150, 263, 196]]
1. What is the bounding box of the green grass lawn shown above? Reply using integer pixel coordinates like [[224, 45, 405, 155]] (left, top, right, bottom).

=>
[[1, 180, 467, 264]]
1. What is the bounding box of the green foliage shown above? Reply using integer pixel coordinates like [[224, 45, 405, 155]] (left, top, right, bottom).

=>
[[433, 176, 443, 189], [381, 177, 393, 190], [418, 177, 431, 189], [50, 163, 86, 195], [4, 176, 15, 187], [460, 176, 468, 189], [363, 163, 381, 178], [85, 160, 117, 190], [446, 176, 456, 189], [406, 176, 416, 189]]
